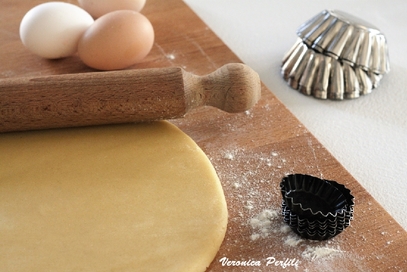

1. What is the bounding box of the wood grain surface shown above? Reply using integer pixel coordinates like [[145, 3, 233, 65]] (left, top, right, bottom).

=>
[[1, 0, 407, 271]]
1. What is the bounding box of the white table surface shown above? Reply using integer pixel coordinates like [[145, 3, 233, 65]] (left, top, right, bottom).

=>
[[183, 0, 407, 231]]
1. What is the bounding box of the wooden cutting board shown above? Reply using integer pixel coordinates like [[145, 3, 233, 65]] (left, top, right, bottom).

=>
[[1, 0, 407, 271]]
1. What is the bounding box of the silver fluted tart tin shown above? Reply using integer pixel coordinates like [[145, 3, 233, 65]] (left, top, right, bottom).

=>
[[282, 10, 389, 100]]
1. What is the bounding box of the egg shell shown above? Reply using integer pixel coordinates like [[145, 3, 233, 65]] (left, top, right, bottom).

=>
[[78, 0, 146, 18], [78, 10, 154, 70], [19, 2, 94, 59]]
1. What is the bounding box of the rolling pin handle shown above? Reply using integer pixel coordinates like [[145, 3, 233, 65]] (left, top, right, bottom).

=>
[[183, 63, 261, 113]]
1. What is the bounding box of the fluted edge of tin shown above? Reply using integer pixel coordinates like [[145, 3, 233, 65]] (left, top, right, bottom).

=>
[[281, 39, 381, 100], [296, 10, 390, 75]]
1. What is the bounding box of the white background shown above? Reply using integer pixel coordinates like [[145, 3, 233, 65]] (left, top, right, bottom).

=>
[[183, 0, 407, 230]]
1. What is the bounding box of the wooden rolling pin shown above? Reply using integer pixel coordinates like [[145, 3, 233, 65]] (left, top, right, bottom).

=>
[[0, 63, 261, 133]]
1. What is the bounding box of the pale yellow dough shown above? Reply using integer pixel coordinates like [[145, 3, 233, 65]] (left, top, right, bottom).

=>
[[0, 121, 227, 272]]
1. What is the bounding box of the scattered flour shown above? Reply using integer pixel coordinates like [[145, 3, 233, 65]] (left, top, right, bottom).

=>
[[279, 224, 291, 234], [166, 53, 175, 60], [249, 208, 345, 263], [301, 246, 343, 261], [245, 200, 255, 211], [249, 209, 279, 240], [223, 151, 235, 160], [284, 234, 303, 247]]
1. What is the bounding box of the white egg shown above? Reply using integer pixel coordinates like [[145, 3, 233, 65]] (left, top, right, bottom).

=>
[[19, 2, 94, 59]]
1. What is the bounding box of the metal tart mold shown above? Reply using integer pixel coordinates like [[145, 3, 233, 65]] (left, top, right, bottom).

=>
[[280, 174, 354, 240], [282, 10, 389, 100]]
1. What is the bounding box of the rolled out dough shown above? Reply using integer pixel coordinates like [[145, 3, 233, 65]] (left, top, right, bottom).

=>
[[0, 121, 227, 271]]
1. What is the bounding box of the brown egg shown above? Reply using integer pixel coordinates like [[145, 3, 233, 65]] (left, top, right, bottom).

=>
[[78, 10, 154, 70], [77, 0, 146, 19]]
